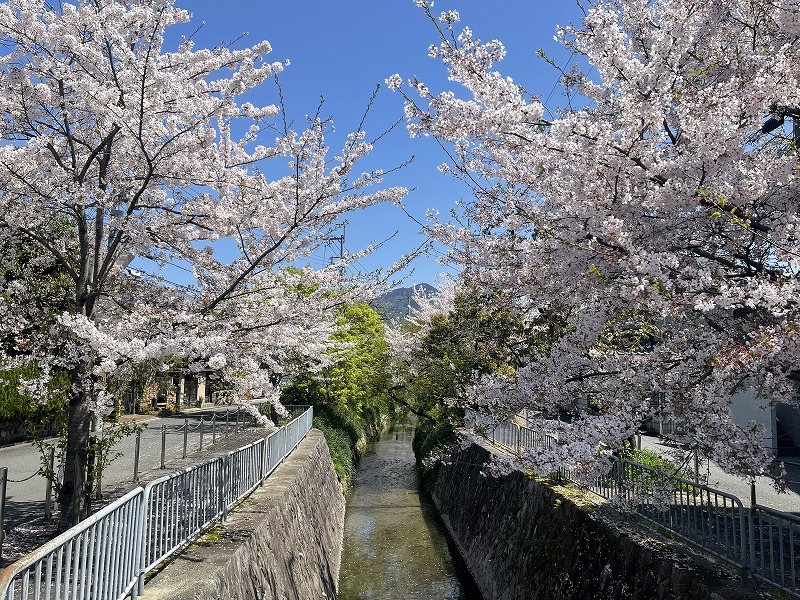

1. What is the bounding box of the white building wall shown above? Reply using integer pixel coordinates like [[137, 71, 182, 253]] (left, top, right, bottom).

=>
[[730, 388, 777, 456]]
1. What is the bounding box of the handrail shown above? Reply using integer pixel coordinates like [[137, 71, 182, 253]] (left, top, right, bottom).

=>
[[749, 503, 800, 596], [0, 488, 144, 600], [467, 409, 799, 597], [0, 405, 313, 600]]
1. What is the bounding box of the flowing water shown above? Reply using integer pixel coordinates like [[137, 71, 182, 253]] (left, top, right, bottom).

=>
[[337, 428, 482, 600]]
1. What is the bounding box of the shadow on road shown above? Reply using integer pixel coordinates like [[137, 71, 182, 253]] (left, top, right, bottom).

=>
[[3, 498, 48, 533]]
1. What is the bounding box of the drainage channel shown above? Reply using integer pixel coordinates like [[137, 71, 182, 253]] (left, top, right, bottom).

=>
[[338, 427, 483, 599]]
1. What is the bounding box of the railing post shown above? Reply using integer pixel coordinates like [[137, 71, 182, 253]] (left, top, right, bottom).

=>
[[259, 438, 266, 485], [268, 433, 273, 478], [236, 407, 241, 430], [221, 454, 231, 523], [182, 418, 188, 459], [217, 457, 225, 520], [212, 414, 217, 444], [742, 503, 751, 583], [0, 467, 6, 558], [133, 429, 141, 481], [225, 409, 229, 437], [136, 487, 149, 596], [160, 425, 167, 469], [96, 445, 103, 500], [45, 446, 55, 520], [199, 416, 205, 450]]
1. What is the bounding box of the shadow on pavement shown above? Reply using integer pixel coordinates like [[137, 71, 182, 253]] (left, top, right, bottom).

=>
[[3, 498, 48, 533]]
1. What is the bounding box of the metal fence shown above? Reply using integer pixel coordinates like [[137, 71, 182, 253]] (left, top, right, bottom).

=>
[[141, 406, 252, 476], [615, 459, 748, 572], [0, 406, 313, 600], [0, 406, 256, 537], [466, 409, 800, 598], [749, 504, 800, 594]]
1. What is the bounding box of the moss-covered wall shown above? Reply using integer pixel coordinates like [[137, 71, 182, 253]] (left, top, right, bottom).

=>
[[432, 441, 760, 600]]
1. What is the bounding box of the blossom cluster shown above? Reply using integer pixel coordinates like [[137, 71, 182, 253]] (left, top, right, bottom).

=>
[[0, 0, 407, 422], [394, 0, 800, 479]]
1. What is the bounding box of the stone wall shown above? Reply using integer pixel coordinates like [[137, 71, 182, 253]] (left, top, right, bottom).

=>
[[0, 419, 60, 446], [140, 428, 345, 600], [432, 440, 760, 600]]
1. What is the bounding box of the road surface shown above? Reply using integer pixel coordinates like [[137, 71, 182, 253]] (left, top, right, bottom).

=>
[[0, 406, 256, 532]]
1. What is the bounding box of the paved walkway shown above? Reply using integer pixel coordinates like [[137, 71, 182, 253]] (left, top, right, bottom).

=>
[[0, 413, 270, 567], [637, 433, 800, 514], [0, 405, 255, 534]]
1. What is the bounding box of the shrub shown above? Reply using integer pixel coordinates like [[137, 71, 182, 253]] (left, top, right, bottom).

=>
[[413, 419, 454, 494], [0, 365, 68, 435], [312, 403, 365, 449], [305, 403, 369, 489], [618, 445, 691, 493], [313, 418, 356, 484], [619, 446, 682, 474]]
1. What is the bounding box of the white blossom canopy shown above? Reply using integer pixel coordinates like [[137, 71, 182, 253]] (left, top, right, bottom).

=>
[[393, 0, 800, 479], [0, 0, 407, 414]]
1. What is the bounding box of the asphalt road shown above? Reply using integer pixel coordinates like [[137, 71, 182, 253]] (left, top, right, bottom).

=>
[[637, 433, 800, 514], [0, 406, 255, 532]]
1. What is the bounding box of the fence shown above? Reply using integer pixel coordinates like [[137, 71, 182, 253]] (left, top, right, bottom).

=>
[[466, 409, 800, 598], [139, 406, 252, 477], [0, 406, 313, 600], [0, 406, 255, 538], [749, 505, 800, 593]]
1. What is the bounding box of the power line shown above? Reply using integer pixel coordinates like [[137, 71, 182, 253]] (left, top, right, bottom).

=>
[[323, 226, 346, 277], [542, 51, 575, 119]]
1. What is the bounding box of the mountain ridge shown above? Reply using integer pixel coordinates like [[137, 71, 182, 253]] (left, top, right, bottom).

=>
[[371, 283, 437, 323]]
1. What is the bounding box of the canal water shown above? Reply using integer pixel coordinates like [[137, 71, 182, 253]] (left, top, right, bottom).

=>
[[337, 427, 483, 600]]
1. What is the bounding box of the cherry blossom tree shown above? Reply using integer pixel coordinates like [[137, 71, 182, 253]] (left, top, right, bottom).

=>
[[392, 0, 800, 481], [0, 0, 406, 528]]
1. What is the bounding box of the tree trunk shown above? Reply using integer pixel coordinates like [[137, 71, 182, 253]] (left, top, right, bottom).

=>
[[58, 387, 92, 531]]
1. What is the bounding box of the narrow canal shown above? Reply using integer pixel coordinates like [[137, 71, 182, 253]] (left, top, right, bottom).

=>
[[337, 427, 483, 599]]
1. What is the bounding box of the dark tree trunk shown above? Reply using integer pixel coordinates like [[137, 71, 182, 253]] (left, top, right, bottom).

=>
[[58, 385, 92, 531]]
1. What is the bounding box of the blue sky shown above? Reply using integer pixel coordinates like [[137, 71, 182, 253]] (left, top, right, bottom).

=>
[[172, 1, 585, 287]]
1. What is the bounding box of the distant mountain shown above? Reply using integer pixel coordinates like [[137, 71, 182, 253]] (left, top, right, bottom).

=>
[[372, 283, 437, 323]]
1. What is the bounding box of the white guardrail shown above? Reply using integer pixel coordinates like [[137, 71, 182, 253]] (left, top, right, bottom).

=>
[[0, 406, 313, 600]]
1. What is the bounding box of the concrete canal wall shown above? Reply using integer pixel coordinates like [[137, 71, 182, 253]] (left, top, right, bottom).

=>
[[141, 428, 345, 600], [431, 440, 759, 600]]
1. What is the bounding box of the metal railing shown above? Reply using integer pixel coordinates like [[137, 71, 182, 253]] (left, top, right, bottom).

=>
[[0, 406, 313, 600], [465, 409, 800, 597], [0, 488, 144, 600], [616, 460, 747, 572], [750, 505, 800, 596], [148, 407, 251, 474]]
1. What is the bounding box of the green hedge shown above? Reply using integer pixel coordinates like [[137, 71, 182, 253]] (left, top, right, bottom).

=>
[[311, 403, 367, 488], [259, 401, 368, 489]]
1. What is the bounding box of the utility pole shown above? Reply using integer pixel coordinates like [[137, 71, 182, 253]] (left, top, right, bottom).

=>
[[325, 225, 346, 278]]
